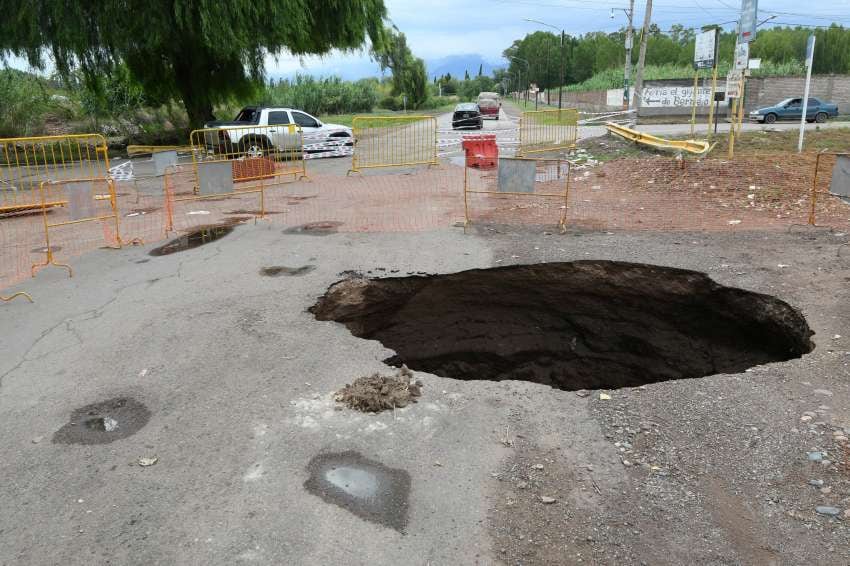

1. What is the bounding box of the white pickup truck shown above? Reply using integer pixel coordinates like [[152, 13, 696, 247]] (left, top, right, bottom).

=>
[[203, 106, 353, 157]]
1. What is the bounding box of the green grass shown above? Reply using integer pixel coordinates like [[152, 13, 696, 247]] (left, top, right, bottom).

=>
[[564, 61, 808, 93], [319, 104, 457, 127]]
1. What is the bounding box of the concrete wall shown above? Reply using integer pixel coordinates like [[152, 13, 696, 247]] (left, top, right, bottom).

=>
[[539, 74, 850, 117]]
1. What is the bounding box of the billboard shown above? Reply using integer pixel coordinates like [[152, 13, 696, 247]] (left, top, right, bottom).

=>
[[739, 0, 758, 43], [694, 29, 718, 69]]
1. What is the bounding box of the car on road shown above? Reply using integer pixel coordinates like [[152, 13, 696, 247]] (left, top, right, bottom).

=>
[[749, 97, 839, 124], [203, 106, 353, 156], [452, 103, 484, 129], [477, 92, 501, 120]]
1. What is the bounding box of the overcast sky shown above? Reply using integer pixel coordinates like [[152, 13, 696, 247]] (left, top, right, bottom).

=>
[[7, 0, 849, 79], [264, 0, 850, 78]]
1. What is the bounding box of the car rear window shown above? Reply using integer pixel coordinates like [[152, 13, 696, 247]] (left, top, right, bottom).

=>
[[234, 108, 260, 123]]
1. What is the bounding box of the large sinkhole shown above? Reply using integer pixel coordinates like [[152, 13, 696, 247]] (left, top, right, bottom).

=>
[[310, 261, 814, 391]]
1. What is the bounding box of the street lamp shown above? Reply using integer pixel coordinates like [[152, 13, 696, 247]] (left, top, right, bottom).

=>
[[509, 56, 530, 107], [524, 18, 566, 109], [610, 2, 635, 110]]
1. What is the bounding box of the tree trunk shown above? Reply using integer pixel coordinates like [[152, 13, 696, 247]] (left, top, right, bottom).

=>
[[172, 58, 216, 129]]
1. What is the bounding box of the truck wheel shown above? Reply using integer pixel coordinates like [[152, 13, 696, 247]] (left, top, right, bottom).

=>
[[240, 137, 270, 157], [815, 112, 828, 123], [764, 113, 777, 124]]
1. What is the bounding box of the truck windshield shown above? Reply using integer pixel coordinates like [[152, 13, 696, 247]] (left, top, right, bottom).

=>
[[234, 108, 260, 123]]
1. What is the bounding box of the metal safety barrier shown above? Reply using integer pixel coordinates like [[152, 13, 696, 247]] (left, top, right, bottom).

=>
[[189, 124, 306, 191], [349, 115, 438, 174], [0, 133, 110, 214], [810, 150, 850, 225], [31, 177, 122, 277], [518, 109, 578, 156], [463, 155, 571, 232]]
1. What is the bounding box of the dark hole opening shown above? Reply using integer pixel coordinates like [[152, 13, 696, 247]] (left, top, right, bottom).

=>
[[310, 261, 814, 391], [149, 225, 234, 256]]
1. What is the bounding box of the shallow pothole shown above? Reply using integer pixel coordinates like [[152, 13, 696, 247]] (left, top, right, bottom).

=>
[[149, 225, 234, 256], [259, 265, 316, 277], [304, 451, 410, 532], [53, 397, 151, 445], [310, 261, 814, 391], [283, 221, 343, 236]]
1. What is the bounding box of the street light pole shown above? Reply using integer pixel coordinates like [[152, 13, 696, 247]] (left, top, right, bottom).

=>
[[611, 2, 635, 110], [524, 18, 565, 109]]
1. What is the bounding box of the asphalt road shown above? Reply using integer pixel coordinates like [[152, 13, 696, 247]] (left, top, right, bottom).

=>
[[2, 221, 849, 565]]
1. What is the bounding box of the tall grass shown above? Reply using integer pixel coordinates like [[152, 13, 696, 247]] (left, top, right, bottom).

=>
[[263, 75, 380, 116], [564, 61, 808, 92]]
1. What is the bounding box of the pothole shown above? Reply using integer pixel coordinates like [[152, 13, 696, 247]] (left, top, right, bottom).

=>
[[149, 225, 234, 256], [53, 397, 151, 445], [283, 221, 343, 236], [259, 265, 316, 277], [310, 261, 814, 391], [304, 451, 410, 532]]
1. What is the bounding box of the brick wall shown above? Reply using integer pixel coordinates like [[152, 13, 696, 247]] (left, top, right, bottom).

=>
[[745, 75, 850, 114], [540, 74, 850, 117]]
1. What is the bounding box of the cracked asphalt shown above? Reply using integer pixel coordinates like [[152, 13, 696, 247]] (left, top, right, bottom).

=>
[[1, 221, 849, 565]]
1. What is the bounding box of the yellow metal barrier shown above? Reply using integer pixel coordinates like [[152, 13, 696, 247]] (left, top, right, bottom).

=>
[[31, 177, 122, 277], [809, 150, 850, 225], [126, 144, 193, 157], [463, 157, 571, 232], [606, 122, 715, 156], [0, 133, 110, 214], [189, 124, 305, 190], [518, 109, 578, 156], [349, 115, 438, 173]]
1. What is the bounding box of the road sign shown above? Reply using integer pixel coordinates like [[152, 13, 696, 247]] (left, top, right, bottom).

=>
[[748, 58, 761, 69], [726, 71, 742, 98], [734, 42, 749, 71], [739, 0, 758, 43], [694, 29, 719, 70]]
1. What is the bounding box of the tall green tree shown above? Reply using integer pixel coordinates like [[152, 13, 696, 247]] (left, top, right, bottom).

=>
[[372, 26, 427, 108], [0, 1, 387, 127]]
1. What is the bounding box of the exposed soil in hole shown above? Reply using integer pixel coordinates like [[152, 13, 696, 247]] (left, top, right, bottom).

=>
[[304, 451, 410, 532], [53, 397, 151, 445], [259, 265, 316, 277], [149, 225, 235, 256], [283, 221, 343, 236], [335, 366, 422, 412], [310, 261, 814, 391]]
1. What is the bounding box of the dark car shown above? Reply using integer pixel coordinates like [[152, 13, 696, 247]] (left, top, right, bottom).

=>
[[452, 103, 483, 129], [749, 97, 839, 124]]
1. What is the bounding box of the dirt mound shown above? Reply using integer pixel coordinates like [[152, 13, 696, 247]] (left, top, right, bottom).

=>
[[335, 367, 422, 412]]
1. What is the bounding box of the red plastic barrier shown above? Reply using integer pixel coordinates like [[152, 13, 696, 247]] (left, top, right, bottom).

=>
[[462, 134, 498, 170]]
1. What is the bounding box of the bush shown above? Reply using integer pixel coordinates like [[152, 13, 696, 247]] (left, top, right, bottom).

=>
[[0, 69, 53, 137]]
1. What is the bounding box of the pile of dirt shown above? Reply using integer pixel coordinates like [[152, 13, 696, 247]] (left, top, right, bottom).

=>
[[334, 366, 423, 412]]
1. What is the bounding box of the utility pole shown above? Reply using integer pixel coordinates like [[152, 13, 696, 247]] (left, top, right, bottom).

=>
[[623, 0, 635, 110], [632, 0, 653, 118]]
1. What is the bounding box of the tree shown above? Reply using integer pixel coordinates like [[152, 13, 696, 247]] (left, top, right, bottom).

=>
[[464, 69, 470, 80], [372, 26, 428, 108], [478, 63, 483, 76], [0, 1, 387, 127]]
